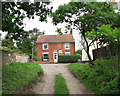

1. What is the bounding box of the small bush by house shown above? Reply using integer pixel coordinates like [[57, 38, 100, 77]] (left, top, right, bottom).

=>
[[33, 56, 40, 61], [2, 62, 43, 94], [58, 55, 81, 63]]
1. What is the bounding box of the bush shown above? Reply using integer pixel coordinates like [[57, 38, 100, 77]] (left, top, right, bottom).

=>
[[67, 56, 119, 94], [41, 56, 43, 61], [33, 56, 40, 61], [74, 50, 82, 55], [2, 62, 44, 94], [58, 55, 81, 63]]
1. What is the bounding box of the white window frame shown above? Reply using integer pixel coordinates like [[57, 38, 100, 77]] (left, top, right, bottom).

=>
[[65, 52, 71, 55], [42, 52, 49, 60], [43, 43, 48, 50], [65, 43, 70, 49], [59, 50, 62, 55]]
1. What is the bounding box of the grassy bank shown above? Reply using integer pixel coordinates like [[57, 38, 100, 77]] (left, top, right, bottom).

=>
[[2, 62, 44, 94], [67, 56, 119, 95], [54, 74, 69, 95]]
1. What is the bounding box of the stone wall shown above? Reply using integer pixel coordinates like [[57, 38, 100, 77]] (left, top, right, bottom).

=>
[[1, 50, 29, 66], [14, 53, 29, 63]]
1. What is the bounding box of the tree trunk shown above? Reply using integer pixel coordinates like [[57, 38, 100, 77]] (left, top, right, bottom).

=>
[[83, 34, 94, 65]]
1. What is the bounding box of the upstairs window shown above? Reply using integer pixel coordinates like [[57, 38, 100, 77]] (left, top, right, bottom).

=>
[[43, 43, 48, 50], [65, 43, 70, 49]]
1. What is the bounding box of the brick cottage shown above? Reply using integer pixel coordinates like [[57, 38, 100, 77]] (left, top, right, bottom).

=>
[[36, 31, 75, 63]]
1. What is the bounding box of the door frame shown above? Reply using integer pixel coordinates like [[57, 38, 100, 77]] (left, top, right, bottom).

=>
[[53, 51, 58, 63]]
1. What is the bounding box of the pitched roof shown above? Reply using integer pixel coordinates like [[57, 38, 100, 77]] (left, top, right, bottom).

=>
[[36, 34, 75, 43]]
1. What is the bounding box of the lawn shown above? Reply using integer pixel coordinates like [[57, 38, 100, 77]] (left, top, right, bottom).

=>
[[54, 74, 69, 95], [2, 62, 43, 94], [67, 56, 119, 95]]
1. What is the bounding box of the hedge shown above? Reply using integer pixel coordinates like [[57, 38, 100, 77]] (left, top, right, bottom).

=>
[[58, 55, 81, 63]]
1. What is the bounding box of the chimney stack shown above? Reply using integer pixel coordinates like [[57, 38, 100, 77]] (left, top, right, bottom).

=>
[[38, 29, 42, 36], [70, 29, 72, 35]]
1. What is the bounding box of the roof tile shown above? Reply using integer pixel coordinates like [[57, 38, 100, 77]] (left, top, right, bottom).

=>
[[37, 34, 74, 43]]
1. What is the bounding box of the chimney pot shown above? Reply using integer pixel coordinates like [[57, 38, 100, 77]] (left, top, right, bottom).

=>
[[38, 29, 41, 36]]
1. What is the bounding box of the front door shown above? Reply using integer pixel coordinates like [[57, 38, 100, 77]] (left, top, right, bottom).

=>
[[53, 52, 57, 63]]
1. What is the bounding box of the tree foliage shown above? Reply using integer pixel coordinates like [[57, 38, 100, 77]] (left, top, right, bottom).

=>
[[17, 37, 33, 55], [2, 1, 52, 40], [52, 2, 118, 64], [2, 35, 15, 49]]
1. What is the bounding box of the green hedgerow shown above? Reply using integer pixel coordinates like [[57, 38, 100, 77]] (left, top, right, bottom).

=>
[[2, 62, 44, 94], [67, 56, 119, 94]]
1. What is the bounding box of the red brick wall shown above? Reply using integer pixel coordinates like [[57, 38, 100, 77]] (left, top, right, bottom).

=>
[[37, 43, 75, 60]]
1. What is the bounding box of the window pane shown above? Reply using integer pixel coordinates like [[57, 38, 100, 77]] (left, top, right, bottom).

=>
[[43, 43, 48, 49], [65, 43, 69, 48], [44, 44, 47, 49], [43, 54, 48, 59]]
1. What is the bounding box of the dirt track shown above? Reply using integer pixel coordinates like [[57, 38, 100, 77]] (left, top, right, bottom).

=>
[[29, 64, 93, 94]]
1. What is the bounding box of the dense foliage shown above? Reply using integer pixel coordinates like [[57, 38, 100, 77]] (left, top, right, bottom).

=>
[[2, 1, 52, 40], [87, 24, 120, 57], [67, 56, 119, 94], [1, 35, 15, 49], [0, 46, 24, 54], [74, 50, 82, 55], [54, 74, 69, 95], [52, 2, 118, 64], [58, 55, 81, 63], [33, 56, 40, 61], [2, 62, 43, 94]]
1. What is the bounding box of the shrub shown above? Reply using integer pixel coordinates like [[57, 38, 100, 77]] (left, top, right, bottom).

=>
[[33, 56, 40, 61], [67, 56, 119, 94], [2, 62, 44, 94], [47, 55, 49, 61], [58, 55, 81, 63], [74, 50, 82, 55], [41, 56, 43, 61]]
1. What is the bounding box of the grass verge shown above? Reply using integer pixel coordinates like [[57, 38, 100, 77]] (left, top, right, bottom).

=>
[[2, 62, 44, 94], [67, 56, 119, 95], [54, 74, 69, 95]]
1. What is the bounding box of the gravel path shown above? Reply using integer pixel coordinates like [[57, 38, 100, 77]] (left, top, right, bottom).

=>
[[29, 64, 93, 94]]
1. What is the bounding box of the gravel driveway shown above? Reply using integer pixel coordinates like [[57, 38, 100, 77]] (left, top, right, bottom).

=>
[[29, 64, 93, 94]]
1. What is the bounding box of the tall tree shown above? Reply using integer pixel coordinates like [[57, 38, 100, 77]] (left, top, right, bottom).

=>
[[52, 2, 117, 65], [17, 37, 33, 55]]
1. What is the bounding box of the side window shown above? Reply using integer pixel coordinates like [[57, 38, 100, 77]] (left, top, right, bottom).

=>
[[43, 43, 48, 50]]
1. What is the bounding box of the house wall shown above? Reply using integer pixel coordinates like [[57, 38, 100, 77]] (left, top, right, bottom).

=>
[[37, 43, 75, 60], [82, 39, 107, 61]]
